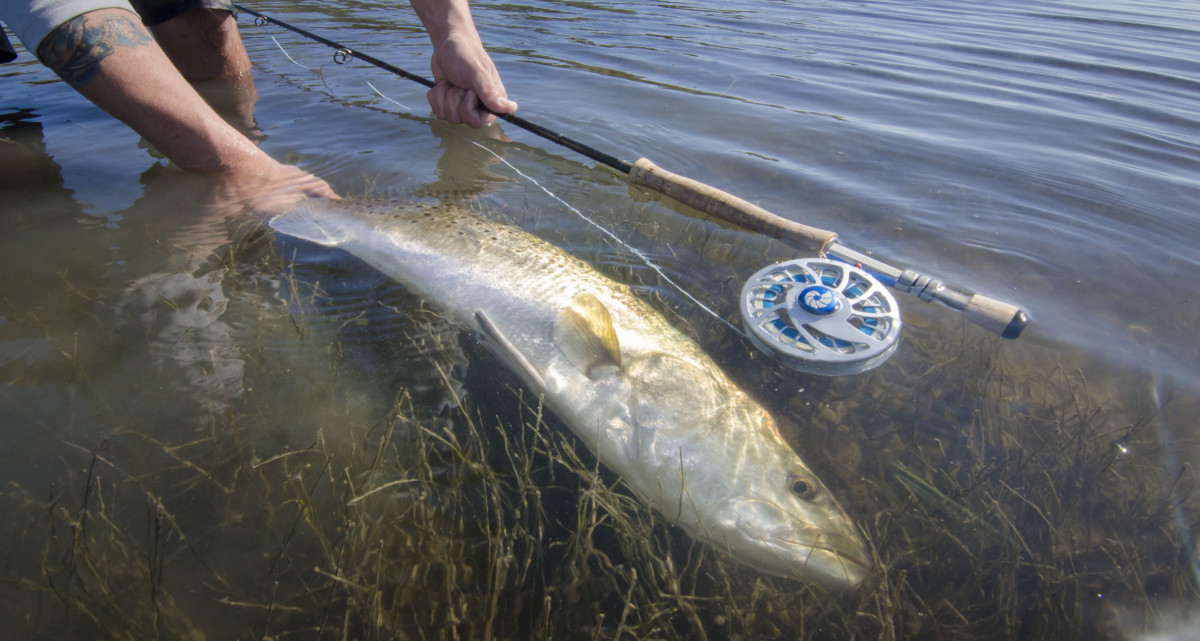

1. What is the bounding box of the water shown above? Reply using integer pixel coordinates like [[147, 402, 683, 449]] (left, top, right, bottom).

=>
[[2, 0, 1198, 638]]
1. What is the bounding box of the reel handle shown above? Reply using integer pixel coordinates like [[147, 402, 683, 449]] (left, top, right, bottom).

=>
[[889, 268, 1028, 339], [965, 293, 1029, 339]]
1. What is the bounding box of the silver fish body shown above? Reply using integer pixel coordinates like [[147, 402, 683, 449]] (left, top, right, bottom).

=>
[[270, 197, 871, 589]]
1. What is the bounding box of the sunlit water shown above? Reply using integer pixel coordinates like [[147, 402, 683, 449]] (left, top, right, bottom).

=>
[[2, 0, 1198, 638]]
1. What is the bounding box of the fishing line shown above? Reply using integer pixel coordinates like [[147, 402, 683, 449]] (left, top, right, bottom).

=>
[[251, 19, 743, 336], [460, 140, 746, 337], [263, 31, 413, 111], [266, 33, 317, 70]]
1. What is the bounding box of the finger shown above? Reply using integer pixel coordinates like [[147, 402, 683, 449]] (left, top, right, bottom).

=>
[[470, 67, 517, 116], [258, 172, 339, 214], [461, 89, 498, 128], [477, 85, 517, 116], [426, 81, 465, 122], [300, 177, 339, 199], [443, 86, 466, 124], [425, 83, 448, 120]]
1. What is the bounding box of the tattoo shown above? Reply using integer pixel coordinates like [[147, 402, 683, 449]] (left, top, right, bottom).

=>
[[37, 13, 153, 86]]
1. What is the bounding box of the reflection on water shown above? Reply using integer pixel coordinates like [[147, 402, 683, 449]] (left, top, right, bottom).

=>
[[117, 268, 244, 414], [2, 0, 1199, 638]]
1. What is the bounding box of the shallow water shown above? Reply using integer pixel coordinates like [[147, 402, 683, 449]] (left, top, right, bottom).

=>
[[2, 0, 1198, 638]]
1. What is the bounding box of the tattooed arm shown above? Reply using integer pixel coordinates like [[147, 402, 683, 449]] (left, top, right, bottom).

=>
[[35, 8, 334, 210]]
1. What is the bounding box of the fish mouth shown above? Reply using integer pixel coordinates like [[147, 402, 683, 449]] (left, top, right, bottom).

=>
[[731, 499, 872, 589], [762, 533, 872, 589]]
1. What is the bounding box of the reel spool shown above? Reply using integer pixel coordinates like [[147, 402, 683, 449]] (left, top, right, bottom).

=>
[[740, 258, 901, 376]]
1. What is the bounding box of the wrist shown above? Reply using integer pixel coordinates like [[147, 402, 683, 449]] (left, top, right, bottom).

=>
[[151, 114, 266, 174], [189, 143, 274, 175], [410, 0, 479, 47]]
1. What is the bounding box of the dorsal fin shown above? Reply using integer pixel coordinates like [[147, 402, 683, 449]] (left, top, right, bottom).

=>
[[554, 293, 621, 377]]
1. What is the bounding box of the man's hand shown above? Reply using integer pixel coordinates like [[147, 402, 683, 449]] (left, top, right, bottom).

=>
[[207, 151, 338, 218], [409, 0, 517, 127], [427, 30, 516, 127]]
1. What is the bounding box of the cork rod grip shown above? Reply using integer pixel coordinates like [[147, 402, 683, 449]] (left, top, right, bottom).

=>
[[628, 158, 838, 255], [964, 293, 1029, 339]]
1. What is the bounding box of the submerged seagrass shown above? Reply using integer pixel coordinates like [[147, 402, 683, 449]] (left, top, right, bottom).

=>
[[270, 196, 871, 588]]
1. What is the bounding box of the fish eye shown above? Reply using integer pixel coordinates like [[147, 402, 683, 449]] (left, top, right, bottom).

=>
[[789, 475, 820, 500]]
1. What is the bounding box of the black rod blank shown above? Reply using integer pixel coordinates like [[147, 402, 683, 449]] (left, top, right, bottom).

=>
[[233, 4, 632, 173]]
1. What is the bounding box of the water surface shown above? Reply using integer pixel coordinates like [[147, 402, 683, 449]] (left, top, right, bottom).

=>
[[2, 0, 1198, 638]]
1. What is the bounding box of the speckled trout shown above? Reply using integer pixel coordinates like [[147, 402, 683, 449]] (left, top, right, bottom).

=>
[[270, 196, 871, 589]]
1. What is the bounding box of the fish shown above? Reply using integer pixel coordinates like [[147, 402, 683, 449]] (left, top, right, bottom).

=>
[[269, 196, 872, 589]]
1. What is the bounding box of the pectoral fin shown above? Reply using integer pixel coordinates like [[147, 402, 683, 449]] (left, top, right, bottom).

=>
[[474, 310, 549, 391], [554, 293, 621, 378]]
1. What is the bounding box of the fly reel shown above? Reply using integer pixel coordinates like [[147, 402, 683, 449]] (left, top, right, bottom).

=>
[[740, 258, 901, 376]]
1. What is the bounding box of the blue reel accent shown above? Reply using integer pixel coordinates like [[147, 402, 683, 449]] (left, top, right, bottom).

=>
[[798, 285, 840, 316]]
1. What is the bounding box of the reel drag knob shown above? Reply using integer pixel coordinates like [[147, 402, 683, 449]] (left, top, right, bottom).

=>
[[740, 258, 901, 376]]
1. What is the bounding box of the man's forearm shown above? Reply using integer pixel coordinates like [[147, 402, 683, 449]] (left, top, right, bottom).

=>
[[406, 0, 480, 48], [37, 8, 264, 173]]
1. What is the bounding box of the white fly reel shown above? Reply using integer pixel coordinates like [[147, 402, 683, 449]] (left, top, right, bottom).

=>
[[740, 258, 901, 376]]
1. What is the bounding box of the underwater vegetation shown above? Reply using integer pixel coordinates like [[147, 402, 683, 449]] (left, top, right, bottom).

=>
[[0, 222, 1196, 641]]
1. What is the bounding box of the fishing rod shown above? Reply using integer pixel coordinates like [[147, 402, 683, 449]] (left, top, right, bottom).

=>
[[235, 4, 1029, 375]]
